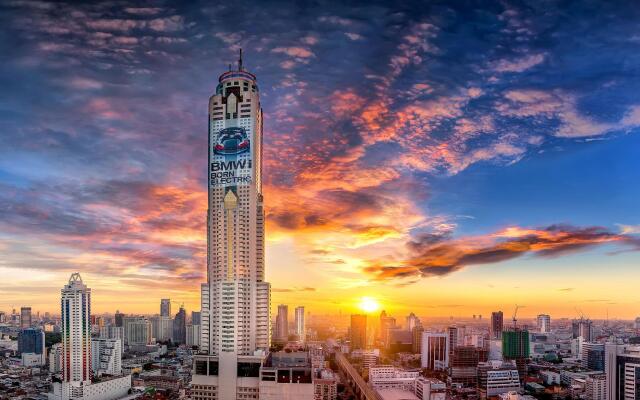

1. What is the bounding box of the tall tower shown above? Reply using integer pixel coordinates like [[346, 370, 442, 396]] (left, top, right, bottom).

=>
[[61, 273, 91, 384], [193, 51, 270, 400], [160, 299, 171, 317], [295, 306, 305, 342]]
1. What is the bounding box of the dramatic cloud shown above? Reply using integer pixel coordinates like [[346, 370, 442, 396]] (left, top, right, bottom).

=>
[[364, 225, 639, 282]]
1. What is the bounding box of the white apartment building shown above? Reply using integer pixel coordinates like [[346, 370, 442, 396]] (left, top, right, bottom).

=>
[[91, 338, 122, 376]]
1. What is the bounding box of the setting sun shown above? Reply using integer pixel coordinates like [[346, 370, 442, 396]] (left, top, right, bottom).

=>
[[358, 296, 381, 313]]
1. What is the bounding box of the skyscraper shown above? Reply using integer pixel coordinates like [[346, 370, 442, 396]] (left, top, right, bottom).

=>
[[61, 273, 91, 384], [114, 310, 124, 327], [421, 332, 449, 370], [276, 304, 289, 343], [491, 311, 504, 340], [351, 314, 368, 350], [193, 51, 271, 400], [295, 306, 305, 342], [20, 306, 32, 328], [502, 328, 530, 383], [160, 299, 171, 317], [537, 314, 551, 333], [573, 318, 593, 341], [173, 305, 187, 345]]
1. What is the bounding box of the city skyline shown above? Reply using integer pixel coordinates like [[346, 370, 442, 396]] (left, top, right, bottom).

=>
[[1, 1, 640, 319]]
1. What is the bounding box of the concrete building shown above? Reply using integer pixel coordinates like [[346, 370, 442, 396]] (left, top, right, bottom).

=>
[[369, 366, 420, 391], [49, 273, 131, 400], [584, 373, 606, 400], [406, 313, 420, 332], [173, 305, 187, 345], [258, 351, 314, 399], [581, 342, 605, 371], [160, 299, 171, 317], [421, 332, 449, 370], [536, 314, 551, 333], [477, 361, 521, 398], [502, 328, 529, 382], [573, 318, 593, 341], [99, 325, 124, 353], [91, 338, 122, 376], [380, 310, 397, 347], [415, 377, 446, 400], [20, 306, 32, 328], [275, 304, 289, 343], [123, 316, 151, 346], [295, 306, 305, 342], [351, 314, 368, 350], [539, 370, 561, 385], [18, 328, 45, 365], [150, 315, 173, 342], [50, 343, 63, 373], [192, 52, 271, 400], [491, 312, 504, 340], [605, 343, 640, 400], [313, 369, 337, 400]]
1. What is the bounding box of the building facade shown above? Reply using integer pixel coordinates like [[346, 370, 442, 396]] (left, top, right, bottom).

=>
[[350, 314, 367, 351], [20, 306, 32, 328], [491, 312, 504, 340], [192, 52, 271, 400], [421, 332, 449, 370], [91, 338, 122, 376], [536, 314, 551, 333], [160, 299, 171, 317], [61, 273, 91, 384], [295, 306, 305, 342], [276, 305, 289, 343]]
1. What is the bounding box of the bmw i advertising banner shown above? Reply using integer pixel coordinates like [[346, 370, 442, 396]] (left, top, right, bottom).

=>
[[210, 127, 252, 187]]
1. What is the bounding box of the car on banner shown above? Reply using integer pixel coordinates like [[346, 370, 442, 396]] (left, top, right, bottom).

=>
[[213, 127, 250, 155]]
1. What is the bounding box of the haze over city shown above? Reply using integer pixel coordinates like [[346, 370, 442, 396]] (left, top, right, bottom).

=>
[[1, 0, 640, 321]]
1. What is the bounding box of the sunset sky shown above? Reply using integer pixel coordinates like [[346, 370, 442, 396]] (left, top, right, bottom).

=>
[[1, 1, 639, 319]]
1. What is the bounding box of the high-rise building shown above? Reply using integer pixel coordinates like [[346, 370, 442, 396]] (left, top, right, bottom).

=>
[[276, 305, 289, 343], [150, 315, 173, 342], [114, 310, 124, 328], [50, 343, 63, 373], [447, 326, 458, 358], [537, 314, 551, 333], [421, 332, 449, 370], [295, 306, 305, 342], [379, 310, 396, 347], [491, 311, 504, 340], [192, 311, 201, 325], [572, 318, 593, 341], [99, 325, 125, 353], [61, 273, 91, 384], [192, 52, 271, 400], [450, 346, 487, 387], [18, 328, 45, 366], [91, 338, 122, 376], [173, 305, 187, 345], [605, 343, 640, 400], [20, 307, 32, 328], [160, 299, 171, 317], [412, 325, 424, 354], [350, 314, 368, 350], [406, 313, 420, 332], [50, 274, 131, 400], [123, 316, 151, 346], [585, 373, 606, 400], [477, 361, 520, 398], [502, 328, 530, 383], [581, 342, 605, 371]]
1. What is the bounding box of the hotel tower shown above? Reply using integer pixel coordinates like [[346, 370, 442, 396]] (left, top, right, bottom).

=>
[[192, 52, 271, 400]]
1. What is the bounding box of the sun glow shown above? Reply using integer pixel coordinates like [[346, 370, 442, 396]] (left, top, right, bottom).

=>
[[358, 296, 380, 313]]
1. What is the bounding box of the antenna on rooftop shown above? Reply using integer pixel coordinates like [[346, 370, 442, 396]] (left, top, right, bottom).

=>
[[238, 48, 244, 71]]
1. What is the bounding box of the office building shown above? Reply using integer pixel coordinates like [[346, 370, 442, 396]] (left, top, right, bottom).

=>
[[192, 52, 271, 400], [406, 313, 420, 332], [379, 310, 396, 346], [114, 311, 124, 328], [258, 351, 313, 399], [150, 315, 173, 342], [369, 366, 420, 391], [502, 328, 529, 383], [50, 343, 63, 373], [91, 338, 122, 376], [450, 346, 486, 387], [415, 377, 446, 400], [123, 316, 151, 346], [573, 318, 593, 341], [421, 332, 449, 370], [275, 304, 289, 343], [18, 328, 45, 366], [192, 311, 201, 325], [350, 314, 367, 350], [160, 299, 171, 317], [478, 361, 521, 398], [173, 305, 187, 345], [314, 369, 338, 400], [605, 343, 640, 400], [447, 326, 458, 358], [491, 312, 504, 340], [585, 373, 606, 400], [99, 326, 124, 353], [20, 306, 32, 328], [537, 314, 551, 333], [413, 325, 425, 354], [581, 342, 605, 371], [295, 306, 305, 342]]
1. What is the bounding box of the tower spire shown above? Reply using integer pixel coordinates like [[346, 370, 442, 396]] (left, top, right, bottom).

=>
[[238, 48, 243, 71]]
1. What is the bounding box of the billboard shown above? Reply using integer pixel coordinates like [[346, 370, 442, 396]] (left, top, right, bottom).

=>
[[210, 126, 253, 188]]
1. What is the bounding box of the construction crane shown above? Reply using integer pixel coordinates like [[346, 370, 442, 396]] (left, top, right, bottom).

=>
[[512, 305, 520, 329]]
